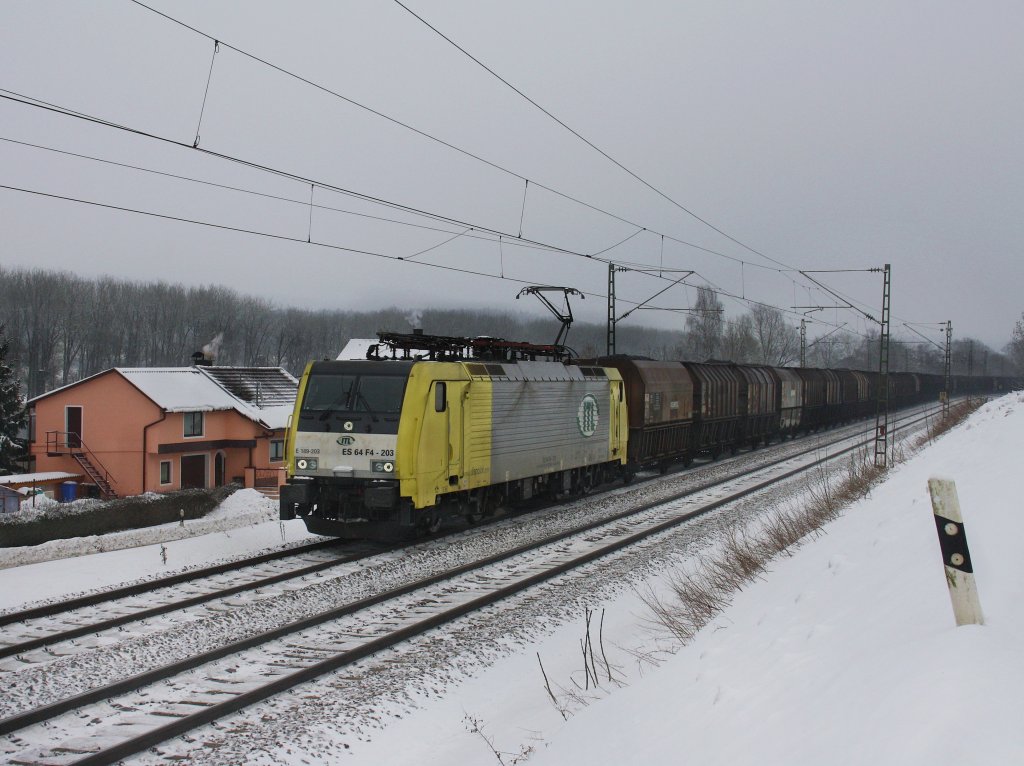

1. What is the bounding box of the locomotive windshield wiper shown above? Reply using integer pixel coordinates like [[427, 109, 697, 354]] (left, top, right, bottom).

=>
[[317, 389, 353, 421], [354, 390, 380, 421]]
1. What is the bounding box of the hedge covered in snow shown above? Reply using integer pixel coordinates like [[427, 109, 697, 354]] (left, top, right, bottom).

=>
[[0, 484, 240, 547]]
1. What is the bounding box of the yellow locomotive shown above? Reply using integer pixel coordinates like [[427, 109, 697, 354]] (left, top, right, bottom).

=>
[[280, 332, 627, 538]]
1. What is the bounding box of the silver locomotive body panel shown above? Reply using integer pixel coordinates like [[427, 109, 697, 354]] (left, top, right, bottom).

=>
[[481, 362, 614, 484]]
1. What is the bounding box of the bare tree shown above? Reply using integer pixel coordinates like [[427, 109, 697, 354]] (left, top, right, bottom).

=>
[[720, 314, 757, 363], [685, 287, 723, 361], [807, 329, 858, 369], [1007, 314, 1024, 374], [750, 305, 799, 365]]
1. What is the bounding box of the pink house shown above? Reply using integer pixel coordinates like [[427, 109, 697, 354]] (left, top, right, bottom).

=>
[[27, 365, 297, 498]]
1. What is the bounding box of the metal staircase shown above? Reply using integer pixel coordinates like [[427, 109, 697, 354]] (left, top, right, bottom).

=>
[[45, 431, 119, 499], [71, 452, 118, 499]]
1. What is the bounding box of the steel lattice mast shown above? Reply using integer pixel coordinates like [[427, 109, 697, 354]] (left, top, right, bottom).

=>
[[874, 263, 891, 467]]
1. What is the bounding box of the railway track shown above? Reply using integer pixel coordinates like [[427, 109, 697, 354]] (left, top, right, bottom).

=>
[[0, 399, 936, 669], [0, 538, 393, 668], [0, 403, 942, 765], [0, 537, 341, 627]]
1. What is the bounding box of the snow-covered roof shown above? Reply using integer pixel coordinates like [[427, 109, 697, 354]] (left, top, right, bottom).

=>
[[200, 366, 298, 407], [119, 367, 297, 430], [337, 339, 378, 360], [0, 471, 84, 487], [119, 368, 243, 414], [29, 366, 297, 432], [254, 403, 294, 430]]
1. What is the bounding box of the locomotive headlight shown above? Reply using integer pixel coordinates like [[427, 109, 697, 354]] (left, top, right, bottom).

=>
[[372, 461, 395, 473], [296, 458, 318, 471]]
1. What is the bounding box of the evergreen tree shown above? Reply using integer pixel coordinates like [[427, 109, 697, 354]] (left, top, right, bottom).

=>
[[0, 324, 26, 475]]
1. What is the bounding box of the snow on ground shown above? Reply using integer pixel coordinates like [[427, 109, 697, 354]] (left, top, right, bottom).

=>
[[3, 396, 1023, 765], [338, 393, 1024, 766], [519, 397, 1024, 766], [0, 489, 321, 611]]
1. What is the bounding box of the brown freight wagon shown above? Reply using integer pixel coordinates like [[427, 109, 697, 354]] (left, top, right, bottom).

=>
[[771, 367, 803, 437], [732, 363, 780, 448], [585, 357, 697, 474], [794, 367, 827, 432], [684, 361, 742, 459]]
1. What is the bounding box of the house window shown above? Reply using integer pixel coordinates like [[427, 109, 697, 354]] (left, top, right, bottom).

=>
[[270, 439, 285, 462], [183, 411, 204, 438], [159, 460, 172, 485]]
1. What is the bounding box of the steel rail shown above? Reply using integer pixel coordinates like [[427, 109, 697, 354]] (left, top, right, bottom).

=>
[[0, 401, 938, 658], [70, 402, 941, 766], [0, 402, 940, 754], [0, 542, 384, 659], [0, 537, 343, 627]]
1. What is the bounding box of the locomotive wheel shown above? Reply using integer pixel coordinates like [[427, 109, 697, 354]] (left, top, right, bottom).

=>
[[580, 470, 595, 495], [418, 511, 442, 536]]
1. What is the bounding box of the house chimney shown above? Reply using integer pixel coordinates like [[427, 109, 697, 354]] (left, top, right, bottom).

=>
[[197, 333, 223, 366]]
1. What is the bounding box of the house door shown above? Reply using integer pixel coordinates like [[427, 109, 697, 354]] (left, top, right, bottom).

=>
[[66, 406, 83, 448], [181, 455, 207, 489], [214, 453, 226, 487]]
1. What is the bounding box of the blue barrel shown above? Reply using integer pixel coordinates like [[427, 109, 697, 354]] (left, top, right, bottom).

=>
[[58, 481, 78, 502]]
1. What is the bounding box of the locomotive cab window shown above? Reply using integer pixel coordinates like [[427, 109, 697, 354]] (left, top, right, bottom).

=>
[[301, 374, 407, 415], [435, 382, 447, 412], [302, 374, 358, 413], [359, 376, 407, 413], [297, 362, 413, 435]]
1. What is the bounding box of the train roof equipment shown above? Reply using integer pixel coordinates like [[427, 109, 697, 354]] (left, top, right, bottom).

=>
[[515, 286, 584, 348], [366, 330, 574, 364]]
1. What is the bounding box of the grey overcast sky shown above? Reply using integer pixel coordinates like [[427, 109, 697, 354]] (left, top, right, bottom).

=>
[[1, 0, 1021, 351]]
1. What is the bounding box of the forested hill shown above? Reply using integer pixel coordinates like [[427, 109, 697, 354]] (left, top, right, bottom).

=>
[[0, 266, 1004, 399], [0, 267, 681, 397]]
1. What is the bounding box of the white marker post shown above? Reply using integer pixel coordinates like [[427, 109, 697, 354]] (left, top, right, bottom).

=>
[[927, 478, 984, 627]]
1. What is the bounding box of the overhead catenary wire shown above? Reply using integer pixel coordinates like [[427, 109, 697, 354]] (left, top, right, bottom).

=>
[[19, 1, 939, 348], [126, 0, 793, 276], [402, 227, 473, 262], [6, 173, 884, 351], [0, 178, 703, 324], [0, 100, 864, 344], [0, 180, 709, 321], [0, 89, 603, 263], [1, 85, 756, 306], [122, 0, 914, 340], [391, 0, 799, 274], [2, 7, 931, 338], [0, 182, 543, 291], [2, 126, 730, 326], [388, 2, 943, 335], [192, 38, 219, 148], [0, 135, 565, 255]]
